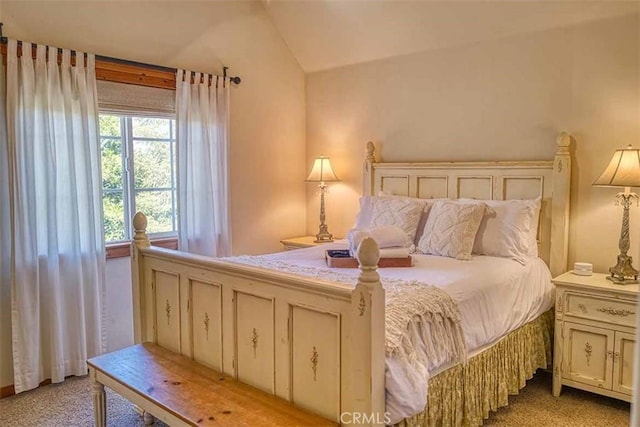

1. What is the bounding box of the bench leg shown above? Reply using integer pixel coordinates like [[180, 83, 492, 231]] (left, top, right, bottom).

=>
[[91, 378, 107, 427], [143, 411, 155, 425]]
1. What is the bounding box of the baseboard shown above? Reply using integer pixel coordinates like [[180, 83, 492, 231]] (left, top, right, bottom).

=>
[[0, 384, 15, 399], [0, 379, 52, 399]]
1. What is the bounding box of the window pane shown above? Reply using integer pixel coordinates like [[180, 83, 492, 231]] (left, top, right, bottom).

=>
[[99, 114, 122, 137], [103, 191, 126, 242], [135, 190, 175, 234], [132, 117, 170, 139], [101, 137, 123, 189], [133, 140, 172, 189]]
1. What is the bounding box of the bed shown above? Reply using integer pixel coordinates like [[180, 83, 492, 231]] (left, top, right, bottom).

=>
[[130, 132, 572, 426]]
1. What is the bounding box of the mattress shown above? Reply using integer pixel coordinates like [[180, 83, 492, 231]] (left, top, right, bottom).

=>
[[243, 240, 555, 422]]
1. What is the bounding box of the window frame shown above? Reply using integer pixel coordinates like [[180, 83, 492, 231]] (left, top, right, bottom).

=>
[[100, 113, 178, 257]]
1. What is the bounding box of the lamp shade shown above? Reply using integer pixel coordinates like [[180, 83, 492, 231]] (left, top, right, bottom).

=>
[[305, 156, 340, 183], [594, 145, 640, 188]]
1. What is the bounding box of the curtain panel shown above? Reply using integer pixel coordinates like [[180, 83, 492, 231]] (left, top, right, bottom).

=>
[[176, 70, 231, 257], [2, 40, 106, 393]]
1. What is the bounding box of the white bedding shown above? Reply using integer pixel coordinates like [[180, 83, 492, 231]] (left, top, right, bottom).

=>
[[247, 240, 555, 422]]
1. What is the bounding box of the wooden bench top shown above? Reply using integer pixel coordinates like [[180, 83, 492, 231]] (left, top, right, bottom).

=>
[[87, 343, 335, 427]]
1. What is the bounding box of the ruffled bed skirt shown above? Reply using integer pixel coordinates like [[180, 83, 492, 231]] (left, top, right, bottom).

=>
[[397, 309, 554, 427]]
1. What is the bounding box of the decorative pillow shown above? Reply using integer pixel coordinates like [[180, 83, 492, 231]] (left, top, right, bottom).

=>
[[370, 197, 426, 242], [460, 198, 540, 264], [375, 192, 449, 244], [417, 201, 486, 260]]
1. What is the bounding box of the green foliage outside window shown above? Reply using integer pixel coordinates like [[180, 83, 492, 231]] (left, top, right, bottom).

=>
[[100, 114, 177, 243]]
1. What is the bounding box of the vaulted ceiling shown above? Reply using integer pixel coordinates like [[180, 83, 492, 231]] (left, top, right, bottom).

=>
[[262, 1, 640, 73]]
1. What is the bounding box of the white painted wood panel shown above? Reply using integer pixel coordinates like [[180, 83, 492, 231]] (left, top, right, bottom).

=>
[[613, 331, 635, 395], [456, 176, 492, 199], [153, 270, 181, 353], [235, 291, 275, 393], [190, 279, 222, 371], [380, 175, 409, 196], [565, 293, 636, 328], [563, 322, 613, 390], [501, 176, 543, 200], [416, 176, 448, 199], [290, 305, 341, 421]]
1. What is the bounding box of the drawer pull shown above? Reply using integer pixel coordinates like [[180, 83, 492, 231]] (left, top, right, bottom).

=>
[[578, 303, 588, 313], [607, 350, 613, 359], [596, 307, 634, 317]]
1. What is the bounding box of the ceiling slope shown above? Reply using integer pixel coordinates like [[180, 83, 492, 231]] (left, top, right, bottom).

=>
[[263, 0, 640, 72]]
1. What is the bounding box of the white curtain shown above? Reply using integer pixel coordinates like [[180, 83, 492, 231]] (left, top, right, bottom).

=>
[[2, 40, 106, 393], [176, 70, 231, 257]]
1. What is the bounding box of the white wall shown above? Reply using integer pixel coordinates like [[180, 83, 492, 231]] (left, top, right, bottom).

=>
[[306, 13, 640, 276], [0, 0, 306, 389]]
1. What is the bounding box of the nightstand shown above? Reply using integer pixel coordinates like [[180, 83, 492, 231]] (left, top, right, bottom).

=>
[[552, 271, 638, 402], [280, 236, 329, 250]]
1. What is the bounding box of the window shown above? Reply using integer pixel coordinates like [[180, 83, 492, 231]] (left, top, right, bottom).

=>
[[100, 114, 177, 243]]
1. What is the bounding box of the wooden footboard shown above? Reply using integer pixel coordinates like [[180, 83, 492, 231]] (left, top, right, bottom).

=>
[[130, 213, 386, 424]]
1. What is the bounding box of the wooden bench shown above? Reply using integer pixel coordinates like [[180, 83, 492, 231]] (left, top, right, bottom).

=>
[[87, 343, 335, 427]]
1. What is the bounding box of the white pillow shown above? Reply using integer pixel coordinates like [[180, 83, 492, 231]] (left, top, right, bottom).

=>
[[368, 191, 450, 246], [353, 195, 376, 229], [417, 201, 486, 260], [526, 198, 542, 258], [370, 197, 426, 242], [460, 198, 540, 264]]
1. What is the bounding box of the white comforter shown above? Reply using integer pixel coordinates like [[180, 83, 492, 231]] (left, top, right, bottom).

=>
[[256, 240, 555, 422]]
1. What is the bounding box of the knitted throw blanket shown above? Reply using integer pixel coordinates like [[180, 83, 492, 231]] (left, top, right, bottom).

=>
[[226, 256, 466, 380]]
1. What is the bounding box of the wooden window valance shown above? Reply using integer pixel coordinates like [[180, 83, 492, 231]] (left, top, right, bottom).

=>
[[1, 42, 239, 90]]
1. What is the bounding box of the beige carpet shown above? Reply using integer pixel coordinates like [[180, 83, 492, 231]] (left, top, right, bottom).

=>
[[0, 370, 630, 426]]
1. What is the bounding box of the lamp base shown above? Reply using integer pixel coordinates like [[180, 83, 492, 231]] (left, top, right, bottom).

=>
[[607, 254, 639, 285], [314, 230, 334, 243]]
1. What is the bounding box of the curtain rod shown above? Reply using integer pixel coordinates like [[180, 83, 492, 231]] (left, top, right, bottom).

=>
[[0, 23, 242, 85]]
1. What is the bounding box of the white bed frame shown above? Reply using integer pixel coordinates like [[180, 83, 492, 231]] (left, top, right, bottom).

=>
[[130, 133, 572, 425]]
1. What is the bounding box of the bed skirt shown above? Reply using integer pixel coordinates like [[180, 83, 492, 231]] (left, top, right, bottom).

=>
[[397, 309, 554, 427]]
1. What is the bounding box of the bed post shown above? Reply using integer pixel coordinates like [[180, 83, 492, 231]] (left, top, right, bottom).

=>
[[363, 141, 376, 196], [549, 132, 572, 277], [348, 237, 386, 425], [131, 212, 150, 344]]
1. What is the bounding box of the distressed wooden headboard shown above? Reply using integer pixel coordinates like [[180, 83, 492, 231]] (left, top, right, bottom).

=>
[[362, 133, 572, 277]]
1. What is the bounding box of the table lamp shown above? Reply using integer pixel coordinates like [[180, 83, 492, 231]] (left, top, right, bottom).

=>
[[593, 145, 640, 284], [306, 156, 340, 243]]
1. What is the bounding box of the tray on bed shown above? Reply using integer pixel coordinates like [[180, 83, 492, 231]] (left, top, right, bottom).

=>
[[325, 249, 412, 268]]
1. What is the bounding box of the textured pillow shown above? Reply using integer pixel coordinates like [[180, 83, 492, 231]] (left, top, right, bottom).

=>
[[417, 201, 486, 260], [370, 197, 426, 242], [460, 198, 540, 264], [375, 192, 448, 244]]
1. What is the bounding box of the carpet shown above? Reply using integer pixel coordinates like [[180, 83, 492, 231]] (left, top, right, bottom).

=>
[[0, 370, 630, 426]]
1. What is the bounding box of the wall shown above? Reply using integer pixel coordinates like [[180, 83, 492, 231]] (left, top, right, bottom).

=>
[[0, 0, 306, 389], [306, 13, 640, 276]]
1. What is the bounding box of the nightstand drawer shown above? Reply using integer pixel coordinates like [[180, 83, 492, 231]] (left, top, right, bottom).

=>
[[565, 292, 636, 327]]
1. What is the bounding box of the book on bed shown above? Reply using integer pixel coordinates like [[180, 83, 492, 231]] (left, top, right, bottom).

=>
[[325, 249, 413, 268]]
